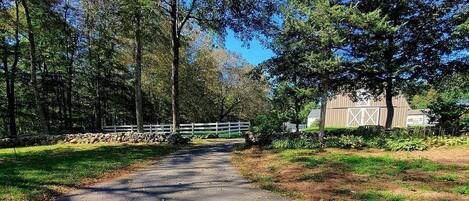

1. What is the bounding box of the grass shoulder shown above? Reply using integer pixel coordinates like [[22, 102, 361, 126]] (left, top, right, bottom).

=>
[[0, 143, 182, 201], [232, 145, 469, 201]]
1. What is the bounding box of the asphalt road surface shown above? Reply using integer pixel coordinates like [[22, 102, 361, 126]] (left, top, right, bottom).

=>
[[58, 139, 288, 201]]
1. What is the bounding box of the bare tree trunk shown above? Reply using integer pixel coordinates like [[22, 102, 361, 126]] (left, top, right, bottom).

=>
[[94, 44, 102, 132], [63, 3, 76, 131], [22, 0, 49, 134], [2, 0, 20, 139], [385, 79, 394, 129], [319, 94, 327, 145], [294, 94, 300, 133], [170, 0, 180, 133], [318, 78, 329, 145], [134, 1, 144, 133]]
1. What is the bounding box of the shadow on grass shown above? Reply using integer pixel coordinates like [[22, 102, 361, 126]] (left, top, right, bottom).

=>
[[0, 144, 177, 200]]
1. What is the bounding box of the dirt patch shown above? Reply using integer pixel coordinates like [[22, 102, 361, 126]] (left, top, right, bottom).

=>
[[326, 145, 469, 165], [232, 147, 469, 201]]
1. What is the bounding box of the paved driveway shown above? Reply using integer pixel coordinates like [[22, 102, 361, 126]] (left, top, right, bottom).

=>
[[58, 139, 288, 201]]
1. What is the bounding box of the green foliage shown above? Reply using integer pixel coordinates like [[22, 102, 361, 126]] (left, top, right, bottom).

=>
[[280, 127, 469, 151], [425, 136, 469, 147], [337, 135, 365, 149], [410, 88, 438, 109], [428, 73, 469, 129], [272, 139, 320, 149], [272, 82, 316, 125], [299, 101, 319, 123], [385, 138, 428, 151], [251, 114, 284, 134], [354, 191, 405, 201], [452, 185, 469, 195]]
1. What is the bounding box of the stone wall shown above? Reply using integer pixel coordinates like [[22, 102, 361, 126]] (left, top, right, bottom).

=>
[[0, 132, 174, 148]]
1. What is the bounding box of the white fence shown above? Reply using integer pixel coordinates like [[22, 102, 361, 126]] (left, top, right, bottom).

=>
[[102, 121, 250, 136]]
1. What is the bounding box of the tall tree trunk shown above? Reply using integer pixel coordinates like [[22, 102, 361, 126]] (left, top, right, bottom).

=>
[[170, 0, 180, 133], [319, 81, 329, 145], [2, 36, 18, 139], [319, 94, 327, 144], [294, 97, 300, 133], [66, 52, 73, 130], [134, 1, 144, 133], [22, 0, 49, 134], [94, 44, 102, 132], [384, 79, 394, 129], [3, 0, 20, 139], [63, 3, 75, 131]]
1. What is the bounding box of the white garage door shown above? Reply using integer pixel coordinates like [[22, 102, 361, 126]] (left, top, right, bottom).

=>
[[347, 108, 379, 127]]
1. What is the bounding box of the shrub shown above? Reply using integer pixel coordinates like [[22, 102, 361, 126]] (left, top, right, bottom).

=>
[[385, 138, 428, 151], [338, 135, 365, 149], [424, 135, 469, 147], [272, 138, 320, 149], [251, 114, 284, 134], [324, 136, 341, 147]]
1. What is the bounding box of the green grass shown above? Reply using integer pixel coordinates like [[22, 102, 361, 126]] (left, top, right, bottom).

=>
[[354, 190, 406, 201], [0, 143, 179, 201], [452, 185, 469, 195], [277, 149, 455, 177]]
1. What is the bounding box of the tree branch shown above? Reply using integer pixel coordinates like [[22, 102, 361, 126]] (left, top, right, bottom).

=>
[[177, 0, 197, 36]]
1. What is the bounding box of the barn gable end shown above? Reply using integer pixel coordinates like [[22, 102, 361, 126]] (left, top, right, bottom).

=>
[[325, 94, 410, 128]]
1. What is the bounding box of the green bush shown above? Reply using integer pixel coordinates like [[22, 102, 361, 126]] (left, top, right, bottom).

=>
[[424, 135, 469, 147], [337, 135, 364, 149], [251, 114, 284, 134], [385, 138, 428, 151], [272, 139, 320, 149]]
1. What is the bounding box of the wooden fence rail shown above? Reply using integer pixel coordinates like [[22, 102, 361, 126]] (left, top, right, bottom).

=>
[[102, 121, 250, 137]]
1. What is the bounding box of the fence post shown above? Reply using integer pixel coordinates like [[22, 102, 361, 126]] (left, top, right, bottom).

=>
[[216, 122, 218, 135], [228, 122, 231, 138], [131, 125, 133, 132], [191, 123, 195, 136], [150, 125, 152, 134], [238, 120, 241, 134], [114, 125, 117, 133]]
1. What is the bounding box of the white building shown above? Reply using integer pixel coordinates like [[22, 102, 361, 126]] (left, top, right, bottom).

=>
[[406, 109, 432, 126], [307, 109, 321, 127]]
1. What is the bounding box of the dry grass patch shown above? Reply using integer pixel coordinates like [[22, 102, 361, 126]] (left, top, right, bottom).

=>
[[232, 146, 469, 201]]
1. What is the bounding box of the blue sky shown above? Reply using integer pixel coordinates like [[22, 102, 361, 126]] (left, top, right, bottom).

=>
[[224, 30, 275, 65]]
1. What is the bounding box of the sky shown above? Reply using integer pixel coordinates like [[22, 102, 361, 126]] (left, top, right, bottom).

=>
[[224, 30, 275, 65]]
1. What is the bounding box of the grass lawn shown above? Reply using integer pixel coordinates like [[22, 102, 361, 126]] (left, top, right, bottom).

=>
[[232, 145, 469, 201], [0, 143, 180, 201]]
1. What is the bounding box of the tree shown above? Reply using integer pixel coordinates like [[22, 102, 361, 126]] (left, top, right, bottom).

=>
[[428, 73, 469, 129], [342, 0, 468, 128], [272, 82, 313, 132], [133, 0, 144, 133], [1, 0, 20, 139], [264, 0, 352, 143], [158, 0, 279, 132], [22, 0, 50, 134], [300, 101, 319, 123]]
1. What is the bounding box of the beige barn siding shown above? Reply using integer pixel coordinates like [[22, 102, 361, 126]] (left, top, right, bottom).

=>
[[327, 95, 355, 108], [328, 94, 409, 109], [325, 94, 410, 128], [325, 109, 347, 127], [378, 107, 408, 127]]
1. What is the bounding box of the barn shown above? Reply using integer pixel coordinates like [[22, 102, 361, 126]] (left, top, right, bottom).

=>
[[324, 94, 411, 128]]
